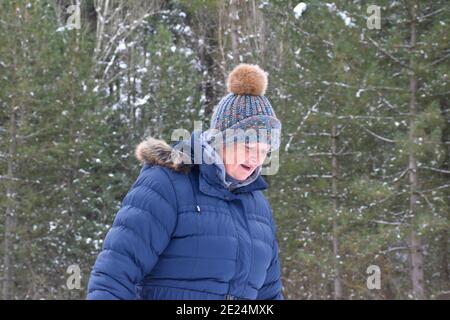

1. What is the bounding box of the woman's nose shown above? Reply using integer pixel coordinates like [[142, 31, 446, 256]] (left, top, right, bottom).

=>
[[248, 152, 259, 166]]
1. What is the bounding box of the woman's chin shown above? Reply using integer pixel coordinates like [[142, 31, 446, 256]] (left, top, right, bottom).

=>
[[237, 166, 254, 179], [228, 171, 248, 181], [227, 164, 255, 181]]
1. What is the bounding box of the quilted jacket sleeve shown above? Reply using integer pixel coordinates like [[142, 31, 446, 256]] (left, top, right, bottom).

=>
[[256, 209, 284, 300], [86, 166, 178, 300]]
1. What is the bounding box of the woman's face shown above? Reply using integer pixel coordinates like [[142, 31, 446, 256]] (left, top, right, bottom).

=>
[[220, 142, 270, 181]]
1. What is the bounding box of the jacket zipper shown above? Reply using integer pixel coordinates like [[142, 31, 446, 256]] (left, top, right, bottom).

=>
[[224, 197, 240, 301], [188, 168, 201, 214], [236, 196, 252, 299], [190, 166, 238, 300]]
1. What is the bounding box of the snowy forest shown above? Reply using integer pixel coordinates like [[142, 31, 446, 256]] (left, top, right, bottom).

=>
[[0, 0, 449, 300]]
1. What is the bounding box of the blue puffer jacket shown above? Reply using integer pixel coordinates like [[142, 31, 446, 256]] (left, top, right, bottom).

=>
[[86, 130, 284, 300]]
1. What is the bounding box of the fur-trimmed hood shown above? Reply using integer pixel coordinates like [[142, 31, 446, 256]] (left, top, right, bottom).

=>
[[135, 136, 192, 174]]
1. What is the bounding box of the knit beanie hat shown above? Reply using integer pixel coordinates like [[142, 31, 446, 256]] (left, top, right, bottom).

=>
[[205, 63, 281, 151]]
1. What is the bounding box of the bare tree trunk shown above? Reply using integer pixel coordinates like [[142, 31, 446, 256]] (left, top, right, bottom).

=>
[[331, 102, 344, 300], [407, 2, 426, 300], [229, 0, 240, 65], [245, 0, 260, 54], [255, 2, 267, 65], [439, 230, 449, 290], [276, 25, 285, 70], [93, 0, 110, 64], [127, 47, 135, 141], [438, 99, 450, 291], [217, 1, 227, 81], [3, 106, 18, 300], [189, 6, 218, 119]]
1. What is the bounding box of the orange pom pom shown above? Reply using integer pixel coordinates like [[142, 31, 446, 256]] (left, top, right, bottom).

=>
[[226, 63, 268, 96]]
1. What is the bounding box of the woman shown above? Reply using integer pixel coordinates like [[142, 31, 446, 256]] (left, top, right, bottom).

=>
[[86, 63, 284, 300]]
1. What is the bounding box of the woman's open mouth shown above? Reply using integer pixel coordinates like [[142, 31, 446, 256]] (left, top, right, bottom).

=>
[[240, 164, 252, 171]]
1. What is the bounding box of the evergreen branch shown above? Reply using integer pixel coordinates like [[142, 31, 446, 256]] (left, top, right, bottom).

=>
[[392, 168, 409, 183], [418, 166, 450, 174], [419, 184, 450, 193], [380, 97, 410, 115], [334, 115, 407, 120], [322, 81, 407, 92], [299, 174, 333, 179], [0, 175, 40, 184], [357, 190, 408, 213], [357, 124, 396, 143], [370, 220, 403, 226], [429, 52, 450, 66], [366, 36, 411, 70], [301, 132, 331, 137], [418, 8, 446, 22], [285, 90, 328, 152], [18, 128, 53, 140], [417, 191, 434, 210], [306, 152, 362, 157], [380, 246, 409, 254]]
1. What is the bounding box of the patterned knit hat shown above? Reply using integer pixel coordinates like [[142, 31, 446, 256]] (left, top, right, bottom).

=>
[[207, 64, 281, 151]]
